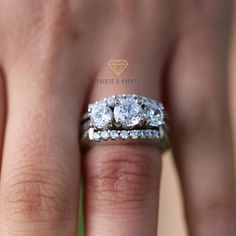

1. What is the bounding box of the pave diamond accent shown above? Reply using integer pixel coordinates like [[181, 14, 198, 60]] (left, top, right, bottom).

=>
[[140, 130, 146, 138], [101, 131, 109, 140], [90, 104, 113, 129], [110, 130, 119, 139], [151, 130, 159, 138], [114, 96, 143, 128], [86, 128, 161, 141], [93, 132, 100, 141], [130, 130, 139, 139], [149, 130, 154, 138], [120, 130, 129, 139]]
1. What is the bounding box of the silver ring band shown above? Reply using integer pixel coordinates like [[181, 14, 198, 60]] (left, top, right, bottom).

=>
[[81, 94, 170, 152]]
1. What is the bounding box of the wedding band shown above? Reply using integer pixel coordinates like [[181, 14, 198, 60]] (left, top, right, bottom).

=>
[[81, 94, 170, 152]]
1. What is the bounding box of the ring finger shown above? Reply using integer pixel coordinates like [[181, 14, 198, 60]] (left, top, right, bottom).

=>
[[82, 2, 176, 235]]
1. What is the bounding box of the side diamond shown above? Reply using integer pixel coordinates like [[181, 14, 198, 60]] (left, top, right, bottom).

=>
[[143, 100, 164, 127], [90, 104, 113, 129]]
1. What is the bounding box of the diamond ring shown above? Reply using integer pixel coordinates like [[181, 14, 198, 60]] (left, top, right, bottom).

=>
[[81, 94, 170, 152]]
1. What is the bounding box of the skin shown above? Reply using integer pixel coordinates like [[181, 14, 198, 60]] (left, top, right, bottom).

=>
[[0, 0, 235, 235]]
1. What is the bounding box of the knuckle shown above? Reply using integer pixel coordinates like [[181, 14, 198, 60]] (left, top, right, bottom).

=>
[[6, 0, 83, 54], [1, 161, 73, 225], [86, 147, 158, 207]]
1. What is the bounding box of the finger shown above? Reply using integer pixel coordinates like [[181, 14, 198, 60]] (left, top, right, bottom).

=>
[[82, 2, 177, 235], [167, 1, 236, 235], [0, 77, 84, 236], [84, 145, 162, 236], [0, 2, 92, 235], [0, 68, 6, 169], [0, 77, 83, 235]]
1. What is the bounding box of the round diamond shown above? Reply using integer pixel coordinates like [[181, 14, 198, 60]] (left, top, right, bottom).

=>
[[120, 130, 129, 139], [93, 132, 100, 141], [140, 130, 146, 138], [153, 130, 160, 138], [144, 130, 151, 138], [101, 131, 109, 140], [151, 130, 157, 138], [130, 130, 139, 139], [114, 97, 143, 128], [148, 130, 154, 138], [143, 100, 164, 127], [110, 130, 119, 139], [147, 130, 152, 138], [90, 104, 113, 129]]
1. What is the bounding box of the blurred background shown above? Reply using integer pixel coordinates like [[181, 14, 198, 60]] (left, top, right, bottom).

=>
[[158, 7, 236, 236]]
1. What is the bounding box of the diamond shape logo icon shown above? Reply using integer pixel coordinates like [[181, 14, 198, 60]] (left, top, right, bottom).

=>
[[108, 60, 128, 76]]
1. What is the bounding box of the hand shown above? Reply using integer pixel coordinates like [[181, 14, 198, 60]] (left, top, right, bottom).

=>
[[0, 0, 235, 235]]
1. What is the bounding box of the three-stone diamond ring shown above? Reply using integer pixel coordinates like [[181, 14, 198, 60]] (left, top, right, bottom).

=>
[[81, 94, 170, 152]]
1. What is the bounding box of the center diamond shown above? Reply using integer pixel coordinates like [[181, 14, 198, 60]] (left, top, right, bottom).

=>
[[114, 97, 143, 128]]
